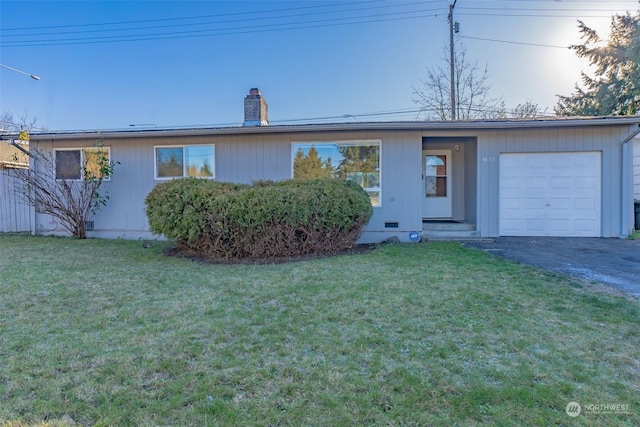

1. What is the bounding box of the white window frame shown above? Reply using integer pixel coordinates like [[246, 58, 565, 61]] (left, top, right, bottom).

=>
[[54, 147, 111, 181], [154, 144, 215, 180], [291, 140, 381, 207]]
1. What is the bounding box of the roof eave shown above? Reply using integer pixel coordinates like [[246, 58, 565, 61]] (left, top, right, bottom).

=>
[[25, 116, 640, 141]]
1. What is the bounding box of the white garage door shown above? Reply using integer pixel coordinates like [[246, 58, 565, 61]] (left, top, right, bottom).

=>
[[499, 152, 601, 237]]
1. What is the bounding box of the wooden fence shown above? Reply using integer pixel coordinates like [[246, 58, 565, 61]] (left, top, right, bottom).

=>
[[0, 167, 33, 233]]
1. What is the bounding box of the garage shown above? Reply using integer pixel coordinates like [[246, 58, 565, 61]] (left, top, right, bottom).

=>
[[499, 152, 601, 237]]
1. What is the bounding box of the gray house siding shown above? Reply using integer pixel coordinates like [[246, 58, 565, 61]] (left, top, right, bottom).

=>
[[32, 130, 425, 242], [32, 139, 156, 237], [284, 130, 423, 243], [464, 139, 478, 225], [372, 131, 422, 242], [216, 133, 291, 184], [27, 118, 639, 242]]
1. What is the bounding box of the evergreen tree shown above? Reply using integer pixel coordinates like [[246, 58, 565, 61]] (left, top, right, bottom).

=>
[[293, 146, 335, 179], [336, 146, 379, 188], [556, 13, 640, 116], [158, 153, 183, 177]]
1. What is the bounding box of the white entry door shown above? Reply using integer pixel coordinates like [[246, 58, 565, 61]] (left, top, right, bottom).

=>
[[423, 150, 452, 218], [499, 152, 601, 237]]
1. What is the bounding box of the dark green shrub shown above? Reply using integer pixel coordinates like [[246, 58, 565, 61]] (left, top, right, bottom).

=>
[[145, 178, 373, 260]]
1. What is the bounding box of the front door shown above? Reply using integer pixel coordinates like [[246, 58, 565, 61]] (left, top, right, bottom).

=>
[[423, 150, 452, 218]]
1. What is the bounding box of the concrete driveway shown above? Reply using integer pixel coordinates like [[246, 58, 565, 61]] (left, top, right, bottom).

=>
[[464, 237, 640, 297]]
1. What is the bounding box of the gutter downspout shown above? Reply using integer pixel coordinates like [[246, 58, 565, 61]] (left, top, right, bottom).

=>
[[620, 125, 640, 238]]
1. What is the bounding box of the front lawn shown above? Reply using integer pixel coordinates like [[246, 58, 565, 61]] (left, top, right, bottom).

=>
[[0, 235, 638, 426]]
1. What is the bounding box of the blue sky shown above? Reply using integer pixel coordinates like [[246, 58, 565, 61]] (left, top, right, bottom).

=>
[[0, 0, 637, 131]]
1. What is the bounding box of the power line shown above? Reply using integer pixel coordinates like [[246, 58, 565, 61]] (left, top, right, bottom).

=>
[[459, 6, 633, 13], [20, 101, 559, 133], [2, 0, 631, 34], [271, 108, 426, 124], [3, 1, 634, 48], [0, 0, 390, 31], [0, 1, 432, 37], [457, 12, 628, 18], [166, 105, 557, 128], [461, 35, 568, 49], [0, 8, 447, 47]]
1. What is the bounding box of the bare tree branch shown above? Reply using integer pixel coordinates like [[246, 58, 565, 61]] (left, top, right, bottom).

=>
[[11, 144, 117, 238], [412, 43, 503, 120]]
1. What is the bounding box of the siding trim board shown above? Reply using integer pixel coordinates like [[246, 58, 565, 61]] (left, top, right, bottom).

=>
[[19, 118, 640, 242]]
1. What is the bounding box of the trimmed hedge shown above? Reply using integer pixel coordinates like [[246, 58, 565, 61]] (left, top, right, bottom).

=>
[[145, 178, 373, 260]]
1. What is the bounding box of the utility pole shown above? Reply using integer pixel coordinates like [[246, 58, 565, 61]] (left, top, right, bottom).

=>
[[448, 0, 458, 120]]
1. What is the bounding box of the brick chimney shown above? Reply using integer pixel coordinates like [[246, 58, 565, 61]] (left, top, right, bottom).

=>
[[243, 88, 269, 126]]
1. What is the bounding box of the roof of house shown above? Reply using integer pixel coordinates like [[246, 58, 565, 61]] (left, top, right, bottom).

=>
[[21, 116, 640, 142]]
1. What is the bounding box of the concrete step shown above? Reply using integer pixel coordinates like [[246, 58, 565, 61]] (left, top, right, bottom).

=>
[[421, 229, 493, 242], [423, 229, 479, 238], [423, 222, 476, 231]]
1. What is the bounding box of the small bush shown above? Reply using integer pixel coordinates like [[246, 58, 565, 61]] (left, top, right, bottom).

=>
[[145, 178, 373, 260]]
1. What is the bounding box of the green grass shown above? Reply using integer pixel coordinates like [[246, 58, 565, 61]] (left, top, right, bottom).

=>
[[1, 234, 639, 426]]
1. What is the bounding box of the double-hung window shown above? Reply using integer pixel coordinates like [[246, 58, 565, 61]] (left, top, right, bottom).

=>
[[291, 140, 381, 206], [155, 145, 215, 179], [55, 147, 111, 180]]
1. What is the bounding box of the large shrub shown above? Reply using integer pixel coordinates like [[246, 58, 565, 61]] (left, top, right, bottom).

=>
[[145, 178, 373, 260]]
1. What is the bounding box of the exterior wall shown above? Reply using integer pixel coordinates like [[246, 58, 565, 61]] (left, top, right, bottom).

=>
[[365, 131, 423, 242], [634, 137, 640, 200], [464, 139, 478, 225], [475, 125, 637, 237], [30, 122, 637, 241], [32, 139, 158, 238], [32, 130, 424, 242]]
